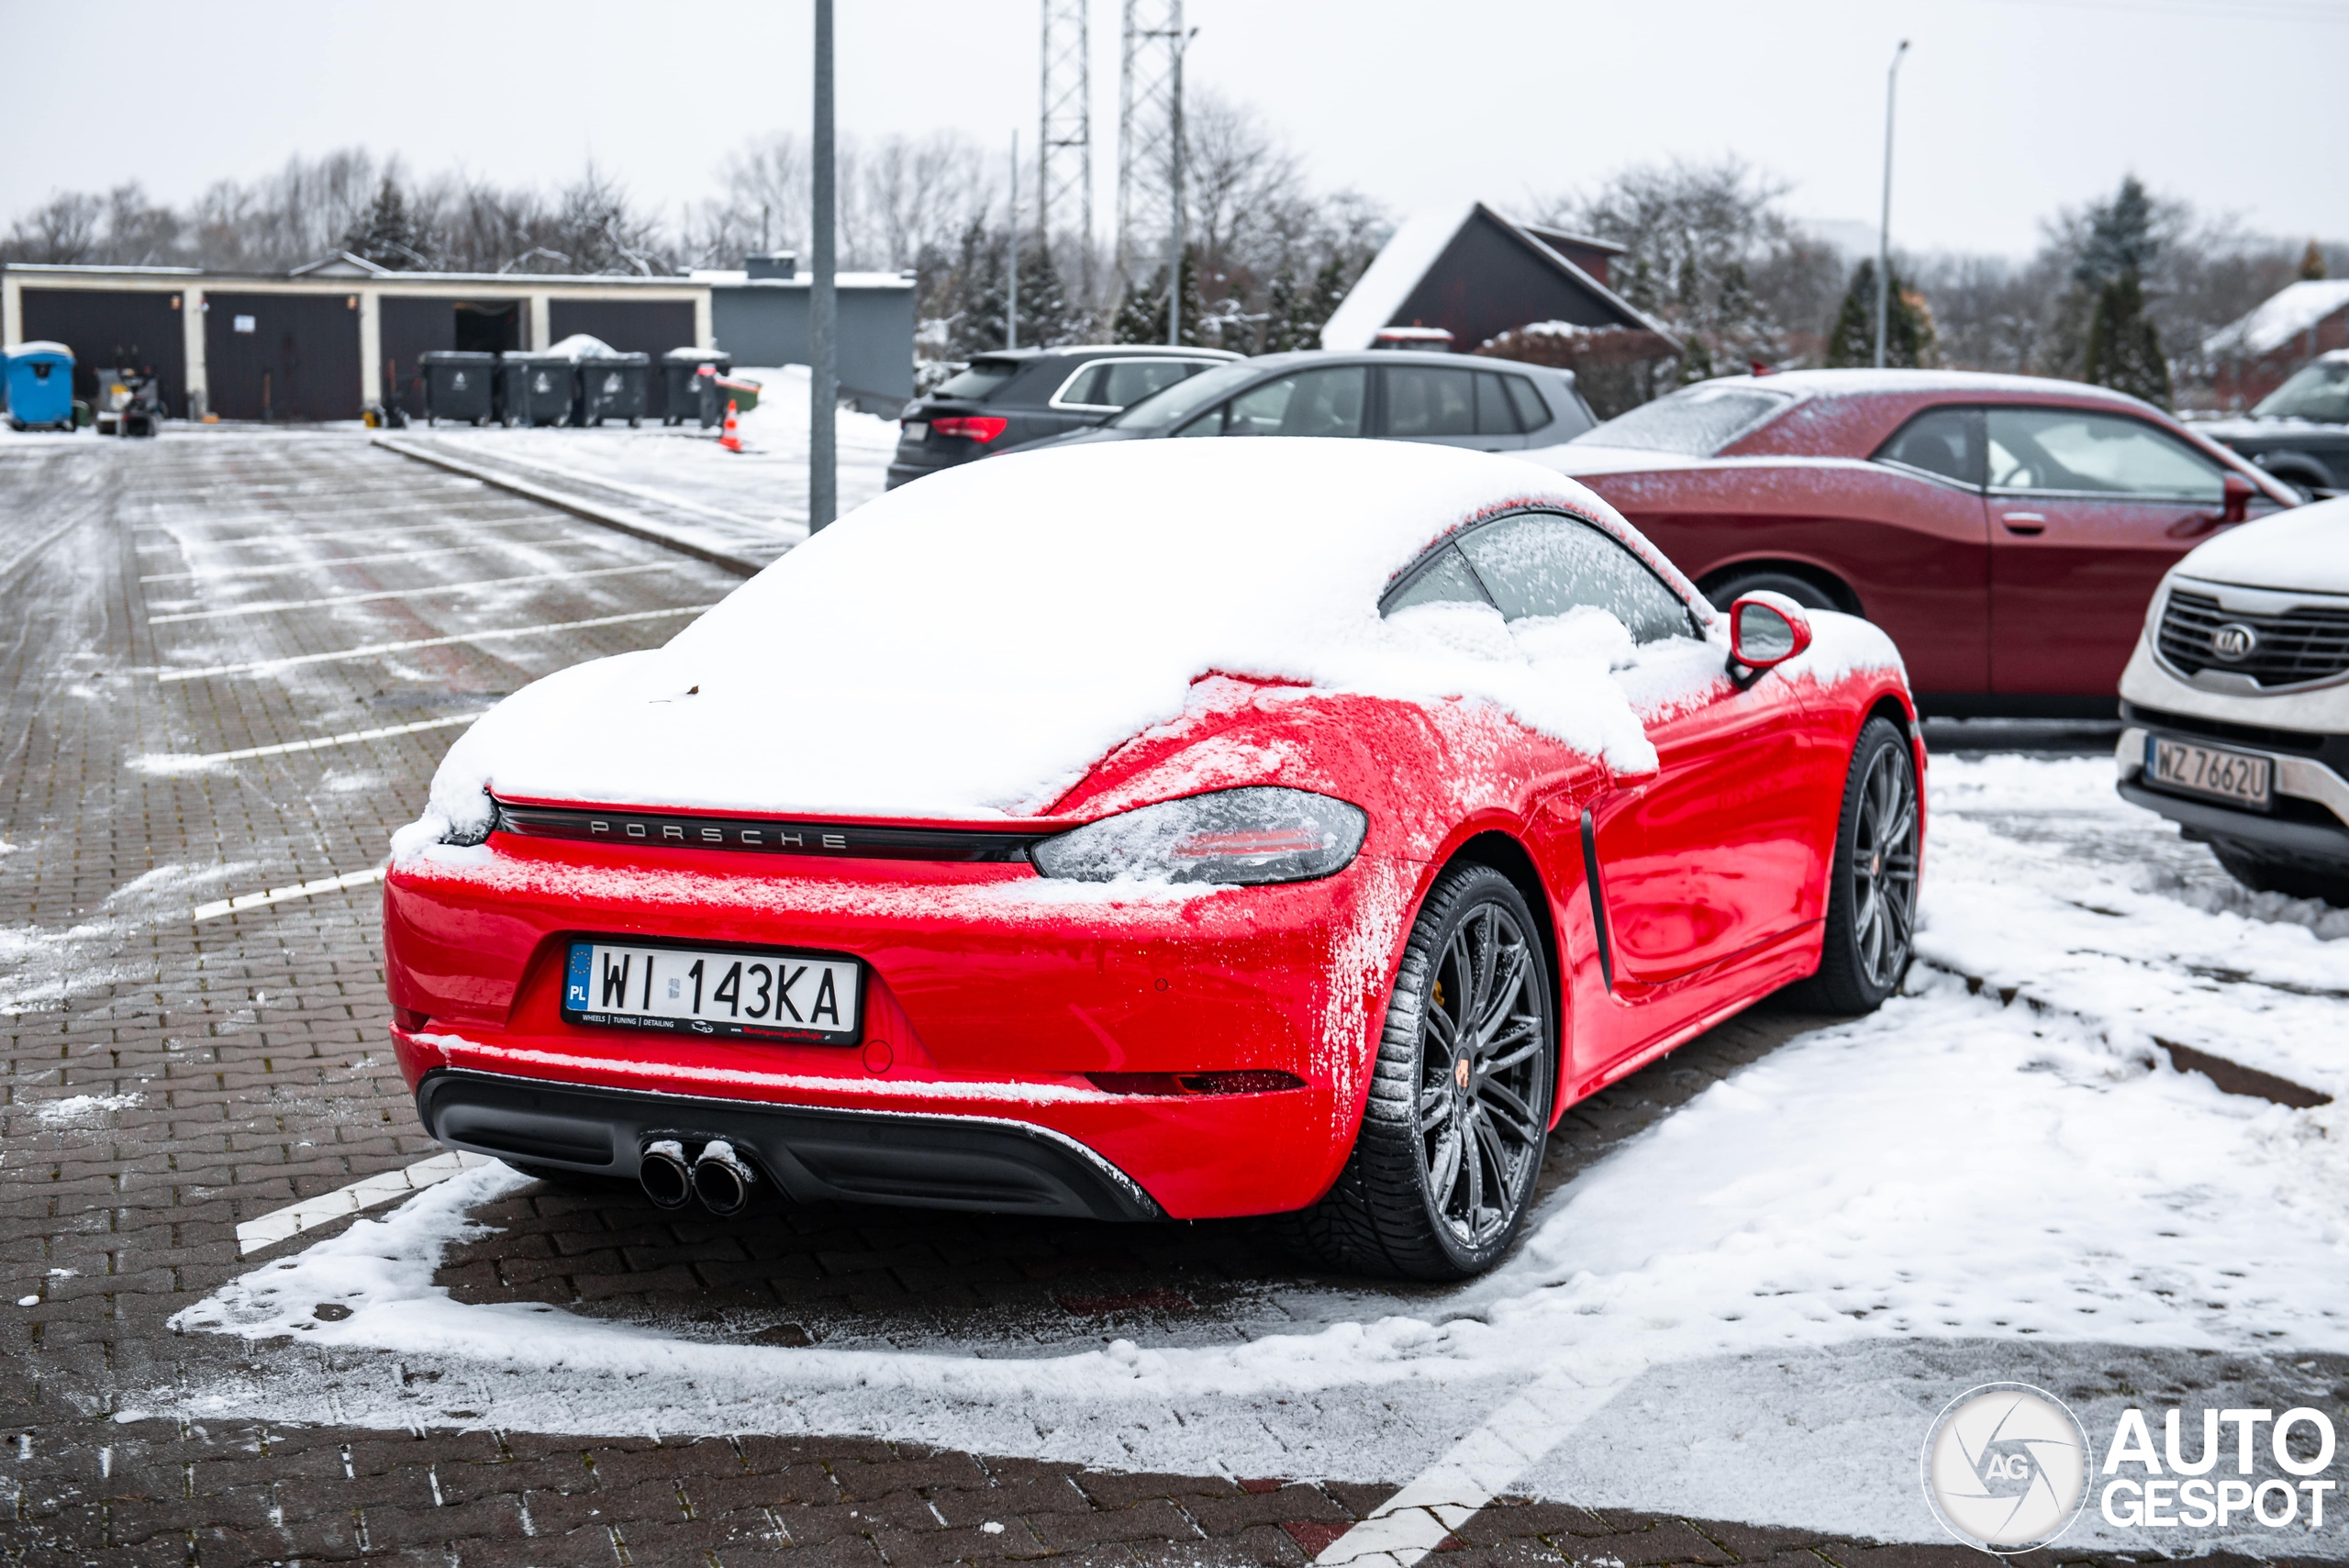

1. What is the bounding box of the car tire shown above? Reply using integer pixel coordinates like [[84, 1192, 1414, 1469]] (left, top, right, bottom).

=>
[[1298, 862, 1555, 1280], [1787, 717, 1919, 1013], [1706, 570, 1841, 615], [2210, 843, 2349, 907]]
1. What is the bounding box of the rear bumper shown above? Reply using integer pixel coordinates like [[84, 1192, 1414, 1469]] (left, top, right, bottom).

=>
[[417, 1067, 1162, 1220]]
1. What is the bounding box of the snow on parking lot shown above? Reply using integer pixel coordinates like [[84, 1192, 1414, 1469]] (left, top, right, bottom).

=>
[[156, 747, 2349, 1546], [408, 364, 900, 562]]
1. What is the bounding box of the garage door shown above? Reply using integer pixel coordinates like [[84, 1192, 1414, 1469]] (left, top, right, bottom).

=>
[[18, 289, 189, 415], [204, 292, 363, 422]]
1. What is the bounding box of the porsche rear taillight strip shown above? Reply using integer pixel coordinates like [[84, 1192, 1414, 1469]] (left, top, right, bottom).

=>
[[494, 801, 1042, 863]]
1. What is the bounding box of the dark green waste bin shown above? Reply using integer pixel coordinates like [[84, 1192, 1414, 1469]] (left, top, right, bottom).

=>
[[578, 353, 651, 427], [661, 349, 731, 427], [420, 351, 496, 426], [497, 355, 575, 427]]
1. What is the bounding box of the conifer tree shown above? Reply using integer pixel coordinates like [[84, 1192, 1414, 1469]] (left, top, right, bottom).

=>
[[1014, 236, 1078, 347], [2302, 239, 2329, 282], [1110, 247, 1205, 346], [341, 175, 425, 270], [1823, 259, 1934, 368], [2083, 270, 2170, 407], [948, 219, 1007, 360], [1259, 266, 1307, 353]]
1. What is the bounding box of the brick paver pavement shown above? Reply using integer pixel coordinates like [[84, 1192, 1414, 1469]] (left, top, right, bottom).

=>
[[3, 432, 2327, 1567]]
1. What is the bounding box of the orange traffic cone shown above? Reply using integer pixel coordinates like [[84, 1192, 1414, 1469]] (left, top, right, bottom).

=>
[[718, 399, 742, 453]]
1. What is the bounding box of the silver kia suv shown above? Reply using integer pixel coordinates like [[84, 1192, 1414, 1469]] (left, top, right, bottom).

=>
[[2116, 496, 2349, 904]]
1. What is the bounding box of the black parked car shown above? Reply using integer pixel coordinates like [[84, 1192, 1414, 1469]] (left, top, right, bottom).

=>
[[2202, 350, 2349, 499], [885, 344, 1238, 488], [1016, 350, 1596, 456]]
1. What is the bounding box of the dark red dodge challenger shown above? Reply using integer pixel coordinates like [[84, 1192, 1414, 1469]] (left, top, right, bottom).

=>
[[1527, 370, 2299, 715]]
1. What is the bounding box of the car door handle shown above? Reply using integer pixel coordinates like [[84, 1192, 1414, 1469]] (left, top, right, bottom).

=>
[[2000, 512, 2046, 535]]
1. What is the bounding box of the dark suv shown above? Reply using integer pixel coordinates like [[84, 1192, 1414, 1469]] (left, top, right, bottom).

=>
[[885, 345, 1237, 489], [2201, 350, 2349, 499], [1017, 350, 1595, 455]]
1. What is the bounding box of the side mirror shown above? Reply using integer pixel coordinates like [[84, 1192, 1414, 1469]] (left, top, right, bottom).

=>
[[1729, 592, 1814, 676], [2221, 471, 2255, 525]]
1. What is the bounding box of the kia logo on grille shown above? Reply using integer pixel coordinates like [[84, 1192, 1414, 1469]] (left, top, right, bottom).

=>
[[2210, 622, 2258, 662]]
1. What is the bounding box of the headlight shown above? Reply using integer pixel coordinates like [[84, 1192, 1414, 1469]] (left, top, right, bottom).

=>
[[1030, 787, 1368, 885]]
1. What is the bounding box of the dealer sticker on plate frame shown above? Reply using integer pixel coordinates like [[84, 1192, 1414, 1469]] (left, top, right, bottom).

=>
[[562, 939, 863, 1043]]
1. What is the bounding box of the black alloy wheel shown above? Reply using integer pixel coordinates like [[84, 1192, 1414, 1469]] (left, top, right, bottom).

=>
[[1299, 863, 1554, 1280], [1704, 570, 1841, 615], [1791, 717, 1919, 1012]]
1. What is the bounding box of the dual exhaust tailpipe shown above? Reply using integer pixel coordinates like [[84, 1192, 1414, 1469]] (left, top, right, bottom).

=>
[[639, 1138, 756, 1217]]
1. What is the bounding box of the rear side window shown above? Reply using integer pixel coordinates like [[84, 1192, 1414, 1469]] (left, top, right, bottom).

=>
[[1383, 545, 1490, 613], [1575, 384, 1794, 455], [935, 359, 1022, 401], [1185, 366, 1367, 438], [1055, 358, 1213, 411], [1474, 373, 1524, 436], [1383, 366, 1477, 437], [1876, 406, 1985, 487], [1456, 514, 1694, 644], [1502, 374, 1552, 432]]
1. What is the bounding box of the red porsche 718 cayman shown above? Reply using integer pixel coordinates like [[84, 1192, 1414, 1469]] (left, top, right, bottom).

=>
[[384, 439, 1922, 1278]]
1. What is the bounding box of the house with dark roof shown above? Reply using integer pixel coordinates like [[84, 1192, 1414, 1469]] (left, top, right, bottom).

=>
[[1319, 203, 1671, 354]]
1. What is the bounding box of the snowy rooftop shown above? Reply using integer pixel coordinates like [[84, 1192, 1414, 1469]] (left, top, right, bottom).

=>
[[2205, 279, 2349, 359]]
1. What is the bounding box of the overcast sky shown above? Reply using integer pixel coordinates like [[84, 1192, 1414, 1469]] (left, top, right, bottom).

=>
[[6, 0, 2343, 261]]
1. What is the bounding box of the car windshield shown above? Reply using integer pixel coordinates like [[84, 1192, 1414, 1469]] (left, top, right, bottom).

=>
[[1571, 384, 1795, 456], [1106, 361, 1265, 430], [2253, 357, 2349, 424], [934, 359, 1023, 401]]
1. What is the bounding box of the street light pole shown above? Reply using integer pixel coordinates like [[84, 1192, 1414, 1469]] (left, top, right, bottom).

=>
[[1874, 38, 1909, 371], [1008, 130, 1020, 351], [1165, 5, 1186, 349], [809, 0, 838, 531]]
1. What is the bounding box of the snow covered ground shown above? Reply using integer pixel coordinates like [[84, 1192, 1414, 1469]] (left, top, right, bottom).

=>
[[152, 743, 2349, 1552], [402, 365, 899, 564]]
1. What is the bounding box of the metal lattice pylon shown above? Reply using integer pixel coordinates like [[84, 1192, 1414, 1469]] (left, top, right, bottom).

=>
[[1116, 0, 1183, 303], [1039, 0, 1093, 300]]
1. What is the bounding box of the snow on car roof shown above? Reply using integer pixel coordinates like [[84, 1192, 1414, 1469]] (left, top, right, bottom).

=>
[[406, 440, 1705, 839], [1712, 368, 2153, 403]]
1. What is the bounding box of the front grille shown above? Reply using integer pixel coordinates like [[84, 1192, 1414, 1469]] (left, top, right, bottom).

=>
[[2156, 588, 2349, 688]]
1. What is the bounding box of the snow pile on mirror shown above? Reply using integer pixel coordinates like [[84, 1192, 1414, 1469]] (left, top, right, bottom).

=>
[[397, 440, 1694, 846]]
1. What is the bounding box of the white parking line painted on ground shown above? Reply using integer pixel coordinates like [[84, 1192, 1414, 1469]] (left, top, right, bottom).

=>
[[157, 605, 715, 683], [1314, 1373, 1631, 1568], [193, 865, 387, 923], [144, 713, 483, 766], [147, 562, 683, 624], [134, 497, 506, 538], [235, 1151, 502, 1256], [140, 515, 550, 553], [139, 538, 607, 584]]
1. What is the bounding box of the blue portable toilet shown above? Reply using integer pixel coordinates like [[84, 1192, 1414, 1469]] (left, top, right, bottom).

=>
[[5, 342, 77, 431]]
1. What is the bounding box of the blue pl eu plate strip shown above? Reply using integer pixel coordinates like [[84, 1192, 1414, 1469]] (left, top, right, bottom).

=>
[[565, 942, 594, 1009]]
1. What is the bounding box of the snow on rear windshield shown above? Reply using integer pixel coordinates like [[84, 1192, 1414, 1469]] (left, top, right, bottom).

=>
[[1573, 384, 1794, 456]]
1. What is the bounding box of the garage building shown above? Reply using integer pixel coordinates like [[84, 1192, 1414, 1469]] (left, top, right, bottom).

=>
[[0, 253, 915, 423]]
